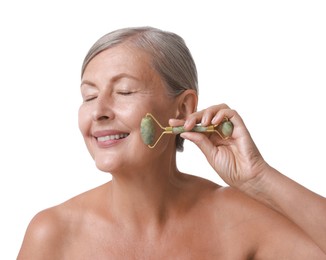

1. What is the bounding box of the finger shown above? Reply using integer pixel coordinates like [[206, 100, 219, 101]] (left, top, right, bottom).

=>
[[183, 115, 200, 131], [211, 108, 247, 139], [168, 118, 185, 127], [212, 108, 235, 125], [201, 104, 230, 126], [185, 104, 230, 129]]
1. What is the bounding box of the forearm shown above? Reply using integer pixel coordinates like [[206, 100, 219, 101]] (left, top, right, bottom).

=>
[[241, 165, 326, 253]]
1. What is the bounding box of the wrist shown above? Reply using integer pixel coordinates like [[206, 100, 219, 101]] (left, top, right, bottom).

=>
[[238, 162, 275, 201]]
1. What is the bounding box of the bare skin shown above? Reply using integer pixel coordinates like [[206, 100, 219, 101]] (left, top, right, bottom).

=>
[[177, 104, 326, 254], [18, 45, 326, 259]]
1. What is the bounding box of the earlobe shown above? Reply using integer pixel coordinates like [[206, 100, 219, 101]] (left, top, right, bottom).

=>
[[176, 89, 198, 119]]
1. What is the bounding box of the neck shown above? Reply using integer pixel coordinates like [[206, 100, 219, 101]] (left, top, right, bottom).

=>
[[108, 149, 184, 229]]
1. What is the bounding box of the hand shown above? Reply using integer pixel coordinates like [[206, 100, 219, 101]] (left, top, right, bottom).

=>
[[169, 104, 269, 189]]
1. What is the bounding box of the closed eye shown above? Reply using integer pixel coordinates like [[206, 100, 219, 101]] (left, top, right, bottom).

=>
[[117, 91, 133, 96], [83, 96, 97, 102]]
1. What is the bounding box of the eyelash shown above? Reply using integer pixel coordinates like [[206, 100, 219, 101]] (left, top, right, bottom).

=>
[[83, 91, 134, 102], [117, 91, 133, 96], [83, 96, 97, 102]]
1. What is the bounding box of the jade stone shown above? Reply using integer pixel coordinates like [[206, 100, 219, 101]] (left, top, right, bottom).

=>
[[140, 116, 155, 145], [172, 125, 208, 134], [219, 121, 233, 137]]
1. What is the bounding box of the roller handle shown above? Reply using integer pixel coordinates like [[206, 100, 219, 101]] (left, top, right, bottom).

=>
[[169, 120, 234, 139]]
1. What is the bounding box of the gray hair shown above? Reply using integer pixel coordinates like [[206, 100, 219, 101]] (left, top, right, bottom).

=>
[[81, 26, 198, 152]]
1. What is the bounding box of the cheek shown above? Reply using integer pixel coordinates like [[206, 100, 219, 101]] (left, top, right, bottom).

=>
[[78, 106, 96, 158], [78, 106, 90, 136]]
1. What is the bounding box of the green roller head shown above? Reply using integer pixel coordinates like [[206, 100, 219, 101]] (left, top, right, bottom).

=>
[[140, 116, 156, 145], [217, 120, 234, 138]]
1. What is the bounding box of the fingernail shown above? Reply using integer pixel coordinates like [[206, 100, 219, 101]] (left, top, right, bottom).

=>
[[183, 121, 190, 129], [212, 115, 219, 124], [202, 116, 209, 126]]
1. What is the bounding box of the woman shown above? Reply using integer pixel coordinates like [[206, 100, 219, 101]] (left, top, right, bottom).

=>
[[18, 26, 326, 259]]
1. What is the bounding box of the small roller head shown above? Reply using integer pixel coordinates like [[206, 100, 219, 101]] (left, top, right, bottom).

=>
[[217, 120, 234, 138], [140, 115, 156, 145]]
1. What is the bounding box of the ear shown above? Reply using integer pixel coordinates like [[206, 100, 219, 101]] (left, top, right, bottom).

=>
[[176, 89, 198, 120]]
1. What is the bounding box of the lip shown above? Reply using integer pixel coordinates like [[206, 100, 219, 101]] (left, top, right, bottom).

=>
[[93, 129, 130, 148]]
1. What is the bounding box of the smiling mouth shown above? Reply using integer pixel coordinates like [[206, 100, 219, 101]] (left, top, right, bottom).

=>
[[97, 133, 129, 142]]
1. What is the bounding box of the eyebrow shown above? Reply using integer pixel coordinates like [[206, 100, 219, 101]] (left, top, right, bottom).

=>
[[80, 73, 140, 88], [80, 80, 96, 88], [111, 73, 140, 83]]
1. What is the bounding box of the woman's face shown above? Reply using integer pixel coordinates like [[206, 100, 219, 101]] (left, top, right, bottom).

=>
[[79, 45, 178, 173]]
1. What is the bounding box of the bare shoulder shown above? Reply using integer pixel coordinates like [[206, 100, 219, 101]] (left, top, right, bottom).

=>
[[17, 183, 110, 259], [179, 176, 325, 259], [17, 205, 67, 259], [208, 186, 326, 259]]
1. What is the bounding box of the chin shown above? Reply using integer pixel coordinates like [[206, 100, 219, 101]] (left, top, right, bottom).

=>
[[94, 152, 150, 175], [95, 163, 123, 174], [94, 156, 120, 173]]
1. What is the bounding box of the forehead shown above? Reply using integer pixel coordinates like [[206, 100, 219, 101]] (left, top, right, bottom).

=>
[[82, 45, 159, 84]]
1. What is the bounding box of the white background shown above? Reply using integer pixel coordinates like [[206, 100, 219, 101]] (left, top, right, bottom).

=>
[[1, 1, 325, 258]]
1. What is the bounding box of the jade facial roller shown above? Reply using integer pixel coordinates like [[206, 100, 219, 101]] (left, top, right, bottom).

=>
[[140, 113, 234, 148]]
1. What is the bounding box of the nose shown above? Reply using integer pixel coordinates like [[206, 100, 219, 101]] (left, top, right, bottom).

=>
[[92, 95, 115, 122]]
